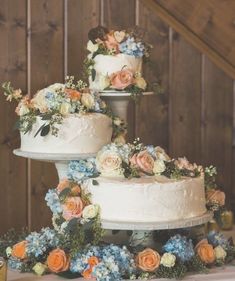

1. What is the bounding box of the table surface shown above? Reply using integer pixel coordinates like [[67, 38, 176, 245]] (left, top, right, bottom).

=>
[[7, 228, 235, 281]]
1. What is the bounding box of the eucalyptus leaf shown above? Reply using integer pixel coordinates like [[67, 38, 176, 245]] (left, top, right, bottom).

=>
[[13, 119, 21, 131], [34, 123, 47, 138], [91, 68, 96, 81], [40, 124, 50, 136], [58, 187, 71, 199], [66, 218, 79, 232], [57, 271, 81, 279], [92, 179, 99, 186]]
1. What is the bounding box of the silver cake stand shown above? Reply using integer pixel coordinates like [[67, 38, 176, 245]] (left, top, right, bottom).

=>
[[100, 91, 153, 122]]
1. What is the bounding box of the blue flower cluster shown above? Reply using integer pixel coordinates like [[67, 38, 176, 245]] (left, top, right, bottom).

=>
[[207, 231, 230, 249], [45, 189, 62, 215], [26, 227, 59, 258], [163, 234, 195, 262], [70, 244, 135, 281], [8, 257, 24, 271], [68, 158, 98, 183], [119, 37, 145, 57]]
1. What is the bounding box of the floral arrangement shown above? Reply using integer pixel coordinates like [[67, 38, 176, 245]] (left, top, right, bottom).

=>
[[4, 225, 235, 280], [2, 76, 126, 141], [84, 26, 151, 95]]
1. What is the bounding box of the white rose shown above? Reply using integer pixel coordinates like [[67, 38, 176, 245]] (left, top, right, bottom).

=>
[[31, 90, 48, 113], [113, 134, 126, 145], [153, 159, 166, 175], [18, 104, 30, 116], [99, 75, 110, 90], [113, 117, 122, 126], [33, 262, 47, 276], [81, 93, 95, 109], [96, 150, 123, 177], [214, 246, 227, 260], [135, 76, 147, 90], [160, 253, 176, 268], [48, 83, 65, 92], [155, 146, 170, 161], [59, 102, 71, 115], [87, 40, 99, 53], [82, 204, 100, 220]]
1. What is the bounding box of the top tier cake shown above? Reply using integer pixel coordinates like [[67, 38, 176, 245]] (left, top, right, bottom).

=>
[[85, 26, 151, 93]]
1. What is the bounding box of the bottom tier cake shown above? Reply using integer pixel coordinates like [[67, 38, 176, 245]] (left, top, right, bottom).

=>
[[87, 175, 206, 222]]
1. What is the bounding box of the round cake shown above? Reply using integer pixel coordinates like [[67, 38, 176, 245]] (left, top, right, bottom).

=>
[[89, 54, 142, 91], [20, 113, 112, 154], [88, 175, 206, 222]]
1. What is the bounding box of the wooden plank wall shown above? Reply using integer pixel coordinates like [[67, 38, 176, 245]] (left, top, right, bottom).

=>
[[0, 0, 234, 233]]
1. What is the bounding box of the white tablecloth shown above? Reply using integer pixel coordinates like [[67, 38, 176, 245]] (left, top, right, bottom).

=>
[[7, 266, 235, 281]]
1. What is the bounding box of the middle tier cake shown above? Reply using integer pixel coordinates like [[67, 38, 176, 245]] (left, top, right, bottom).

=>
[[87, 175, 206, 222]]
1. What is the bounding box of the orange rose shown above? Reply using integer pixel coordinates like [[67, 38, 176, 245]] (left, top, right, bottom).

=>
[[82, 256, 99, 279], [104, 32, 119, 53], [47, 249, 70, 273], [130, 150, 154, 174], [110, 69, 134, 90], [136, 248, 160, 272], [12, 241, 27, 259], [206, 189, 225, 206], [65, 88, 81, 101], [62, 196, 83, 220], [82, 268, 93, 279], [196, 241, 215, 264], [57, 179, 69, 193]]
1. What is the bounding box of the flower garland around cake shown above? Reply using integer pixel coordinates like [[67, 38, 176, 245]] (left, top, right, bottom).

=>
[[2, 76, 126, 142], [84, 26, 153, 96]]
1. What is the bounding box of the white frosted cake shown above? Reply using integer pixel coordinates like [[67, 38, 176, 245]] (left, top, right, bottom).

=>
[[89, 54, 142, 91], [88, 176, 206, 222], [20, 113, 112, 154], [86, 26, 150, 92]]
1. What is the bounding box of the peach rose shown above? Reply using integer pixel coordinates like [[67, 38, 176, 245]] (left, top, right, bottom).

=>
[[104, 32, 119, 53], [82, 256, 99, 279], [206, 189, 225, 206], [62, 196, 84, 221], [57, 179, 69, 193], [136, 248, 160, 272], [65, 88, 81, 101], [47, 249, 70, 273], [110, 69, 134, 90], [196, 241, 215, 264], [130, 150, 154, 174], [12, 241, 27, 259]]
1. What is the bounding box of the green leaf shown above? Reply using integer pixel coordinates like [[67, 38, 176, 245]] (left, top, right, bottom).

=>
[[66, 218, 79, 232], [91, 68, 96, 81], [92, 179, 99, 186], [40, 124, 50, 136], [34, 123, 47, 138], [58, 187, 71, 199], [13, 119, 21, 130], [57, 271, 81, 279]]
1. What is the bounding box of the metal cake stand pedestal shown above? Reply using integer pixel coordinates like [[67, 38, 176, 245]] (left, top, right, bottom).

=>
[[100, 91, 153, 122], [101, 212, 213, 248], [13, 149, 96, 180]]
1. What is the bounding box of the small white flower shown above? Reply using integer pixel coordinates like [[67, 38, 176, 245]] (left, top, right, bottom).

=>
[[160, 253, 176, 268], [87, 40, 99, 53], [214, 245, 227, 260], [153, 159, 166, 175], [18, 104, 30, 116], [6, 247, 12, 257], [32, 262, 47, 276], [82, 204, 100, 220]]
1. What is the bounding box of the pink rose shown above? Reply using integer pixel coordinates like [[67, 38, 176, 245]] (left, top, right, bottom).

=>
[[206, 189, 225, 206], [104, 32, 119, 53], [62, 197, 84, 221], [110, 69, 134, 90], [130, 150, 154, 174]]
